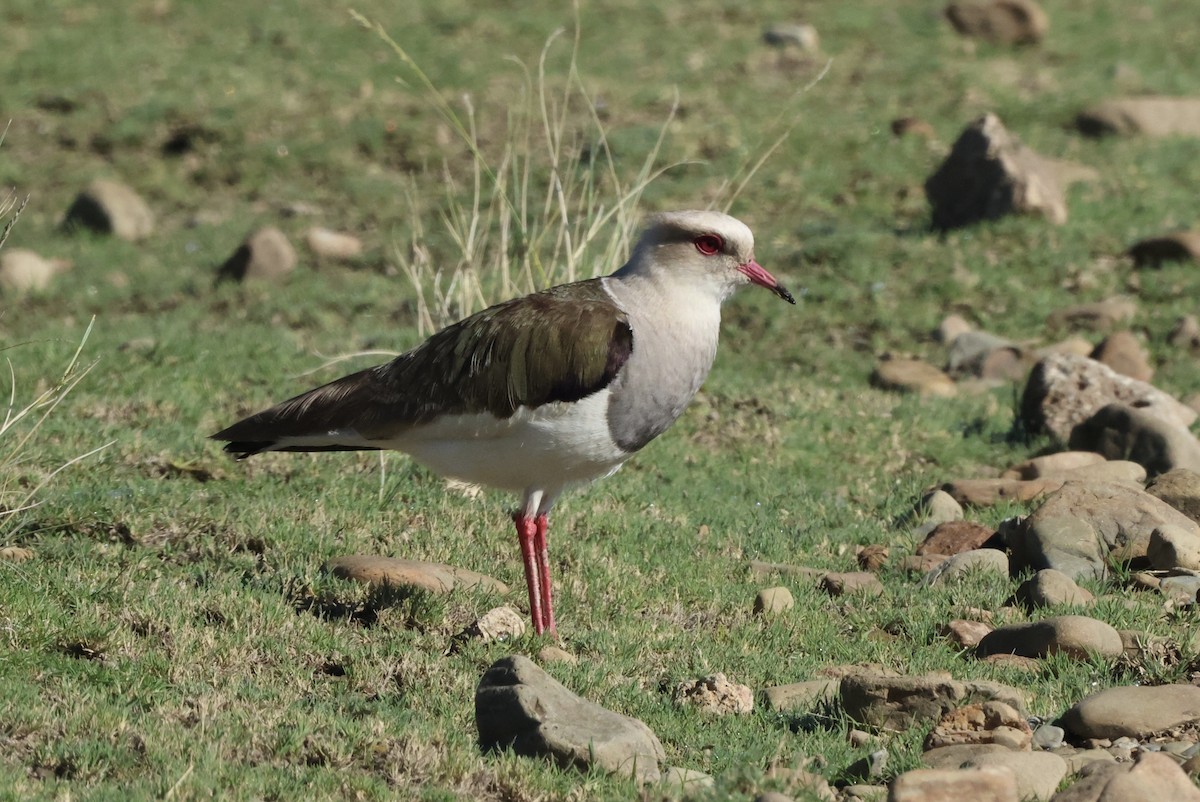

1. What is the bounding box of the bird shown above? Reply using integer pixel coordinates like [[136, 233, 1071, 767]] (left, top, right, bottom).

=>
[[212, 210, 794, 637]]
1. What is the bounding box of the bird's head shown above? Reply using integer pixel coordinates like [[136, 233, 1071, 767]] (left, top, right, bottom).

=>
[[623, 210, 795, 304]]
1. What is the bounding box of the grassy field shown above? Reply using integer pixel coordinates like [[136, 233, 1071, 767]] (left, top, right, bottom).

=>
[[3, 0, 1200, 799]]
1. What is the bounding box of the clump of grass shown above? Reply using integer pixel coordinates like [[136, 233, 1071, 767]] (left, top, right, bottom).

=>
[[0, 319, 110, 541]]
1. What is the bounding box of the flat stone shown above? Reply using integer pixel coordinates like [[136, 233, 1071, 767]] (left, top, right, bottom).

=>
[[960, 751, 1066, 800], [1130, 231, 1200, 268], [1020, 353, 1195, 444], [754, 586, 795, 616], [820, 571, 885, 597], [839, 674, 1026, 731], [871, 357, 957, 397], [749, 559, 825, 580], [62, 178, 155, 241], [939, 478, 1060, 507], [1070, 403, 1200, 477], [924, 549, 1009, 586], [218, 226, 298, 282], [903, 554, 949, 574], [1091, 331, 1153, 382], [1076, 96, 1200, 138], [946, 330, 1028, 380], [672, 673, 753, 715], [923, 743, 1010, 769], [1062, 684, 1200, 740], [324, 555, 508, 595], [458, 607, 525, 643], [889, 766, 1019, 802], [1146, 468, 1200, 524], [975, 615, 1122, 660], [305, 226, 363, 261], [917, 521, 996, 556], [1046, 298, 1138, 332], [941, 619, 994, 649], [764, 679, 840, 712], [1002, 451, 1106, 480], [0, 249, 71, 294], [944, 0, 1048, 45], [475, 655, 665, 782], [0, 546, 35, 562], [1014, 569, 1095, 609], [925, 113, 1066, 230], [537, 646, 578, 665]]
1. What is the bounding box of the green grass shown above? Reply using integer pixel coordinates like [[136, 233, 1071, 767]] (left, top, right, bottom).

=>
[[3, 0, 1200, 799]]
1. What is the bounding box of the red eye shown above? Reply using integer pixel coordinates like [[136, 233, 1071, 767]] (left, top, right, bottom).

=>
[[694, 234, 723, 256]]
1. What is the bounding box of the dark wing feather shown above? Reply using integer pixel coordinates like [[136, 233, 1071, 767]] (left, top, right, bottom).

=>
[[212, 278, 632, 457]]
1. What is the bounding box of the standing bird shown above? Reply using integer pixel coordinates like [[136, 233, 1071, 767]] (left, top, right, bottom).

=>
[[212, 210, 793, 636]]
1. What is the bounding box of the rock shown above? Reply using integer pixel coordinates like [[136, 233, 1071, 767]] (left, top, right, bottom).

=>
[[62, 178, 155, 241], [975, 615, 1122, 660], [871, 358, 957, 397], [821, 571, 885, 597], [944, 0, 1048, 45], [1147, 525, 1200, 570], [1090, 331, 1153, 383], [1020, 354, 1195, 444], [538, 645, 578, 665], [923, 743, 1010, 769], [476, 655, 665, 781], [324, 555, 508, 595], [961, 751, 1066, 800], [938, 314, 973, 344], [844, 749, 889, 783], [1053, 460, 1146, 485], [889, 766, 1019, 802], [939, 478, 1061, 507], [1069, 403, 1200, 477], [924, 549, 1009, 586], [980, 654, 1043, 672], [947, 331, 1030, 381], [924, 701, 1032, 750], [1015, 569, 1095, 609], [1077, 752, 1200, 802], [918, 521, 997, 556], [891, 116, 938, 139], [754, 586, 795, 616], [218, 226, 298, 282], [1062, 684, 1200, 740], [903, 554, 950, 574], [658, 766, 714, 793], [458, 607, 525, 643], [1076, 97, 1200, 138], [1046, 298, 1137, 332], [0, 546, 34, 562], [0, 249, 71, 294], [1170, 316, 1200, 351], [672, 673, 753, 715], [843, 784, 887, 800], [754, 794, 797, 802], [857, 544, 890, 572], [305, 227, 363, 261], [942, 619, 994, 649], [919, 489, 966, 526], [1146, 469, 1200, 524], [1158, 573, 1200, 601], [1039, 337, 1096, 358], [749, 560, 825, 580], [925, 113, 1066, 230], [1032, 724, 1065, 750], [1002, 452, 1107, 480], [763, 679, 840, 712], [839, 673, 1026, 731], [762, 23, 820, 52], [1130, 231, 1200, 268]]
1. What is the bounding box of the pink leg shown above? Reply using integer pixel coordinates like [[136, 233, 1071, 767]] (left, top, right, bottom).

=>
[[513, 513, 544, 635], [534, 513, 556, 637]]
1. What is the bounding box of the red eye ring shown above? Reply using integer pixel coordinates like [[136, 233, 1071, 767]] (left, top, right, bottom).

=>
[[694, 234, 723, 256]]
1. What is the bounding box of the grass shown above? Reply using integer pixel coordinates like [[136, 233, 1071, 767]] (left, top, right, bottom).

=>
[[2, 0, 1200, 799]]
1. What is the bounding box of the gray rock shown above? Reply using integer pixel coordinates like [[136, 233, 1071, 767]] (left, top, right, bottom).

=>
[[922, 743, 1009, 769], [1146, 468, 1200, 524], [62, 178, 155, 241], [944, 0, 1048, 45], [475, 655, 666, 782], [889, 766, 1019, 801], [218, 226, 298, 282], [1062, 684, 1200, 740], [925, 113, 1066, 230], [1020, 354, 1195, 444], [1015, 569, 1095, 609], [946, 330, 1027, 380], [975, 615, 1122, 660], [1070, 403, 1200, 477], [839, 674, 1026, 731], [1002, 451, 1106, 480], [1076, 96, 1200, 138], [1032, 723, 1065, 750], [754, 586, 795, 616], [1008, 481, 1200, 580], [764, 679, 840, 712], [1147, 525, 1200, 571], [924, 549, 1009, 586], [920, 489, 966, 527], [1052, 752, 1200, 801], [961, 751, 1067, 800]]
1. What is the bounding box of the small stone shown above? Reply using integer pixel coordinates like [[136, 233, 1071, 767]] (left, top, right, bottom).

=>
[[960, 750, 1067, 800], [924, 549, 1009, 586], [849, 729, 876, 748], [754, 586, 795, 616], [1031, 723, 1064, 750], [1014, 569, 1095, 609], [903, 554, 949, 574], [658, 766, 714, 793], [761, 23, 820, 52], [0, 546, 34, 562], [1130, 231, 1200, 268], [763, 680, 840, 712], [0, 249, 71, 294], [1091, 331, 1153, 382], [1002, 451, 1106, 480], [476, 655, 666, 782], [1169, 316, 1200, 350], [925, 113, 1066, 230], [821, 571, 885, 597], [947, 330, 1030, 381], [975, 615, 1123, 660], [62, 178, 155, 241], [537, 645, 578, 665], [889, 766, 1019, 802], [871, 357, 957, 397], [923, 743, 1009, 769], [218, 226, 298, 282], [459, 607, 525, 643], [324, 555, 508, 595], [1062, 684, 1200, 740], [1046, 298, 1138, 332], [938, 478, 1061, 507], [919, 489, 966, 526], [944, 0, 1048, 45], [672, 673, 753, 716], [1076, 97, 1200, 138], [857, 544, 890, 572], [843, 784, 887, 801], [917, 521, 996, 556], [1081, 752, 1200, 800], [942, 619, 994, 649], [305, 226, 363, 261]]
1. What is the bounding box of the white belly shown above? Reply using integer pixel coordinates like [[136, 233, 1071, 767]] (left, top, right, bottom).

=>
[[383, 390, 628, 494]]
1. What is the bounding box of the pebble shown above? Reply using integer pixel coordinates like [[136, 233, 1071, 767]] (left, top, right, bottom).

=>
[[1032, 723, 1065, 750], [871, 357, 957, 397], [754, 586, 794, 616], [305, 226, 363, 261], [672, 673, 753, 715]]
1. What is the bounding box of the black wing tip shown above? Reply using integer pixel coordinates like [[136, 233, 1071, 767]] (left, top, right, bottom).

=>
[[217, 439, 273, 460]]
